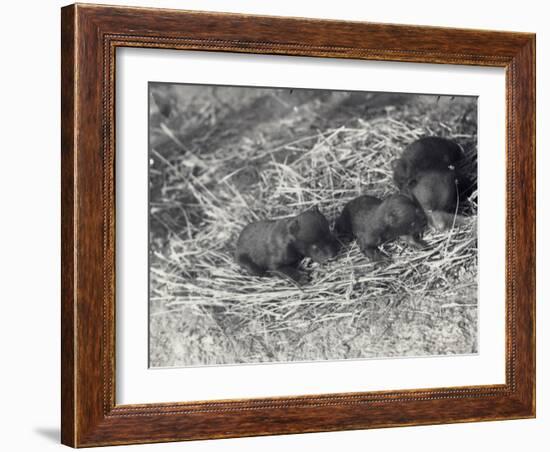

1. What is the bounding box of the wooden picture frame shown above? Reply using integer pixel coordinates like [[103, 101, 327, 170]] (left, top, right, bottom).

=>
[[61, 3, 535, 447]]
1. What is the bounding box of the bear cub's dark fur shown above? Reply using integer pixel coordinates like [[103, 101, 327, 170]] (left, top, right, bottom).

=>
[[391, 136, 463, 190], [402, 168, 461, 230], [392, 137, 469, 230], [235, 206, 339, 284], [403, 169, 457, 213], [335, 194, 428, 261]]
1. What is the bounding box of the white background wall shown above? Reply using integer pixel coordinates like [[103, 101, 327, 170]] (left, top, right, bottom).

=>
[[0, 1, 545, 450]]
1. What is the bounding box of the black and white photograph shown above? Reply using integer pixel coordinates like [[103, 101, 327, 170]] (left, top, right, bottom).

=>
[[148, 83, 478, 368]]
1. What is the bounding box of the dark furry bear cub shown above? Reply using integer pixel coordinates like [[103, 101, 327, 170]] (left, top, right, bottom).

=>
[[235, 206, 339, 284], [335, 194, 428, 261], [391, 136, 463, 190], [392, 136, 469, 230]]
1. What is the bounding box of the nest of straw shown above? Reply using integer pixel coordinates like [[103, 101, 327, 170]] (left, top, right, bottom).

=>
[[149, 88, 478, 367]]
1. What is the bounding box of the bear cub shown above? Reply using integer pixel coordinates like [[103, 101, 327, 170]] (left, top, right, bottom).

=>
[[402, 168, 463, 230], [392, 137, 469, 230], [391, 136, 463, 190], [235, 206, 339, 284], [335, 194, 428, 261]]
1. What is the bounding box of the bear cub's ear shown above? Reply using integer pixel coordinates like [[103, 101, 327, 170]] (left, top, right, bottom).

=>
[[391, 158, 406, 171]]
